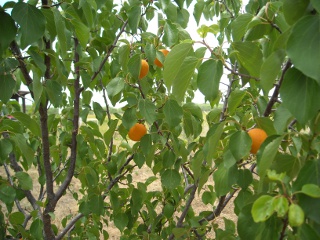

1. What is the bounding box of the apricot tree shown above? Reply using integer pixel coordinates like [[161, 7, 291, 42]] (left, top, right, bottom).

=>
[[0, 0, 320, 239]]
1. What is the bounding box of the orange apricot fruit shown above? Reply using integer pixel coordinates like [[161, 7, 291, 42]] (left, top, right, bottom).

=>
[[247, 128, 268, 154], [139, 59, 149, 79], [128, 123, 147, 141]]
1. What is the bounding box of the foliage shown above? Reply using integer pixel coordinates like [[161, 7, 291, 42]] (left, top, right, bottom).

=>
[[0, 0, 320, 239]]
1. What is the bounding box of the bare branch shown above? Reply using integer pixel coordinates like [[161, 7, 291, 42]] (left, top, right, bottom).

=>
[[263, 60, 292, 117], [55, 213, 84, 240]]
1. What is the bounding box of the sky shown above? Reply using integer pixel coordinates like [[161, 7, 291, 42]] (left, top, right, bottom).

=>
[[0, 0, 235, 107]]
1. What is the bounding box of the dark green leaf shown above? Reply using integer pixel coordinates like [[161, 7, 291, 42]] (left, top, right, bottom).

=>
[[11, 112, 41, 137], [227, 89, 246, 115], [163, 42, 193, 89], [15, 172, 33, 191], [9, 212, 25, 225], [92, 102, 106, 125], [128, 4, 141, 34], [138, 99, 157, 124], [71, 18, 90, 48], [30, 218, 43, 239], [282, 0, 309, 25], [232, 41, 263, 78], [229, 131, 251, 160], [12, 134, 35, 167], [0, 138, 12, 163], [45, 79, 63, 107], [122, 108, 137, 130], [114, 212, 128, 232], [161, 169, 181, 190], [260, 50, 285, 92], [280, 68, 320, 125], [0, 11, 17, 54], [0, 74, 15, 103], [257, 135, 283, 192], [213, 164, 238, 197], [163, 99, 183, 129], [271, 153, 300, 180], [287, 15, 320, 83], [0, 185, 16, 204], [11, 2, 46, 48], [197, 59, 223, 102], [163, 20, 179, 47], [311, 0, 320, 12], [53, 8, 68, 58], [237, 169, 253, 190], [203, 122, 224, 164], [128, 54, 141, 80]]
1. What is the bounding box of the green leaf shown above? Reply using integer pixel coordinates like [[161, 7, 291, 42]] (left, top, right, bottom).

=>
[[288, 204, 305, 227], [0, 185, 16, 204], [9, 212, 25, 225], [251, 195, 274, 222], [0, 74, 15, 103], [300, 184, 320, 198], [138, 99, 157, 125], [11, 112, 41, 137], [271, 153, 300, 180], [11, 2, 46, 49], [257, 135, 283, 192], [163, 20, 179, 47], [213, 164, 238, 197], [103, 119, 118, 146], [293, 159, 320, 191], [237, 169, 253, 190], [227, 90, 246, 116], [197, 59, 223, 102], [45, 79, 63, 107], [311, 0, 320, 13], [203, 122, 224, 164], [287, 15, 320, 83], [12, 134, 35, 167], [260, 50, 285, 92], [229, 131, 251, 160], [193, 1, 204, 25], [78, 166, 99, 188], [106, 77, 124, 105], [128, 4, 141, 34], [161, 169, 181, 190], [273, 105, 293, 134], [53, 8, 68, 58], [71, 19, 90, 48], [282, 0, 309, 25], [30, 218, 43, 239], [131, 188, 144, 215], [232, 41, 263, 78], [128, 54, 141, 80], [280, 68, 320, 125], [172, 56, 199, 102], [272, 196, 289, 218], [88, 194, 104, 215], [163, 99, 183, 129], [231, 13, 253, 41], [163, 42, 193, 89], [0, 138, 12, 163], [0, 11, 17, 54], [122, 108, 136, 130], [15, 172, 33, 191], [238, 204, 261, 239], [92, 102, 106, 125], [114, 212, 128, 232]]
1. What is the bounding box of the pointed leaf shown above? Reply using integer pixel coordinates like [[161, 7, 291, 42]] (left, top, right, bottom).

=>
[[53, 8, 68, 58], [232, 41, 263, 78], [92, 102, 106, 125], [260, 50, 285, 92], [161, 169, 181, 190], [11, 2, 45, 48], [163, 99, 183, 129], [280, 68, 320, 125], [163, 42, 194, 89], [287, 15, 320, 83], [138, 99, 157, 124], [0, 74, 15, 103], [251, 195, 274, 222], [11, 112, 41, 137], [197, 59, 223, 102], [0, 11, 17, 54], [229, 130, 251, 160], [15, 172, 33, 191]]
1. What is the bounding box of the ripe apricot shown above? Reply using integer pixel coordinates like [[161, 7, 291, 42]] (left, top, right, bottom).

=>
[[154, 49, 169, 67], [247, 128, 268, 154], [139, 59, 149, 79], [128, 123, 147, 141]]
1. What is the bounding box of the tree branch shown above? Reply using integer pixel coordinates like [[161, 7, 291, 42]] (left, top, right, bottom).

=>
[[55, 213, 84, 240], [169, 184, 197, 240], [263, 60, 292, 117], [55, 38, 81, 202]]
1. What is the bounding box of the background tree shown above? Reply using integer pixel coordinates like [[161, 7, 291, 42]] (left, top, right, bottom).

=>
[[0, 0, 320, 239]]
